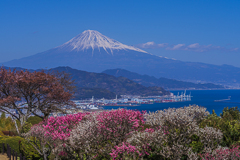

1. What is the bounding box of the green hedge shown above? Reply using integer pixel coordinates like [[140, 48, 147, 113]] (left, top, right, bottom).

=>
[[200, 107, 240, 147], [0, 136, 41, 159], [19, 137, 41, 160], [0, 136, 23, 154]]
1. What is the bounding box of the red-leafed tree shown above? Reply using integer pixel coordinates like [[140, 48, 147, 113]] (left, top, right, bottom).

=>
[[0, 67, 74, 134]]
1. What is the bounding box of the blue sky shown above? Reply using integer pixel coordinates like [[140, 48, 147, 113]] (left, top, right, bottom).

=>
[[1, 0, 240, 67]]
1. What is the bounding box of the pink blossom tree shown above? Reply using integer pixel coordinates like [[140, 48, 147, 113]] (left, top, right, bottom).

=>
[[25, 106, 228, 160], [69, 109, 145, 159], [24, 112, 88, 160], [199, 145, 240, 160], [23, 122, 53, 160]]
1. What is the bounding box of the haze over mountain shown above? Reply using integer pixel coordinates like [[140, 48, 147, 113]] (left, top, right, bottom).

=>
[[102, 69, 224, 90], [2, 30, 240, 87]]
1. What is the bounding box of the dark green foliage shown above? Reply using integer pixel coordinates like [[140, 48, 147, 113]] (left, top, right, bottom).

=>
[[21, 122, 32, 133], [200, 107, 240, 147], [189, 135, 204, 153], [19, 138, 41, 160], [0, 136, 24, 154], [220, 107, 240, 121], [27, 116, 43, 125], [0, 115, 43, 159], [221, 120, 240, 147], [0, 135, 42, 160]]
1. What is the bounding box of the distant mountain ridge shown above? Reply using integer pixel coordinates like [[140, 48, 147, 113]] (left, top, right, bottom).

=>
[[2, 66, 170, 99], [50, 66, 170, 98], [2, 30, 240, 87], [102, 69, 225, 90]]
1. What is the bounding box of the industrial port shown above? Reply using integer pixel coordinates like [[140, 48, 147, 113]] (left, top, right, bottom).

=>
[[73, 91, 192, 110]]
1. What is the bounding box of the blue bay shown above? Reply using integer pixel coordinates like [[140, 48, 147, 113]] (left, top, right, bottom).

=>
[[103, 89, 240, 115]]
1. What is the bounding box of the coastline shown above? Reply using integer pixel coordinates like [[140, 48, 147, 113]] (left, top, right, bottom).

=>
[[103, 90, 240, 116]]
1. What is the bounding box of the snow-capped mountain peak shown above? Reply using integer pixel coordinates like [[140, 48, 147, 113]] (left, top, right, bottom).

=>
[[58, 30, 147, 54]]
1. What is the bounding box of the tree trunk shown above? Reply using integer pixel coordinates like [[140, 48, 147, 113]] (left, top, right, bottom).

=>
[[14, 119, 19, 134], [20, 116, 27, 128], [43, 153, 49, 160]]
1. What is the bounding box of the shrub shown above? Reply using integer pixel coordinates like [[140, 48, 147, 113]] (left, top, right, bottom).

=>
[[220, 107, 240, 121], [19, 138, 41, 160], [110, 142, 141, 160], [0, 136, 24, 154], [24, 112, 89, 160], [21, 122, 32, 133], [126, 127, 170, 159], [68, 113, 101, 159], [96, 109, 145, 143], [0, 131, 4, 136], [0, 133, 41, 160], [199, 145, 240, 160], [69, 109, 145, 159], [25, 106, 240, 160], [131, 105, 222, 159], [200, 108, 240, 147]]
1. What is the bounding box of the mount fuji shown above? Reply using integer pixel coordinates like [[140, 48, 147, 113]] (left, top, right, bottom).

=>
[[2, 30, 240, 87], [2, 30, 152, 72], [58, 30, 147, 54]]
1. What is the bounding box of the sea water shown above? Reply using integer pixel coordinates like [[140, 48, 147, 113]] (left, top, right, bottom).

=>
[[103, 89, 240, 115]]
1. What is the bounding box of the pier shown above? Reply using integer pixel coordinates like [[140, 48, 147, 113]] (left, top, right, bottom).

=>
[[214, 96, 231, 102], [72, 91, 192, 110]]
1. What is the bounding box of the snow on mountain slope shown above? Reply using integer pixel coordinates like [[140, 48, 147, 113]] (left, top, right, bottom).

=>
[[57, 30, 147, 54], [3, 30, 240, 87]]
